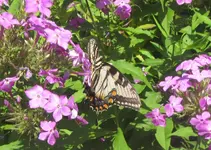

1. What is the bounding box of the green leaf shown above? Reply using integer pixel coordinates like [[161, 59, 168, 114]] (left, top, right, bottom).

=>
[[121, 27, 153, 37], [60, 129, 73, 136], [144, 92, 162, 109], [0, 141, 23, 150], [195, 11, 211, 26], [171, 127, 197, 139], [161, 8, 174, 36], [139, 49, 155, 59], [159, 0, 165, 12], [8, 0, 23, 16], [133, 84, 146, 94], [155, 119, 174, 150], [113, 128, 131, 150], [111, 60, 153, 90], [152, 15, 168, 38], [72, 89, 86, 103], [142, 58, 165, 66]]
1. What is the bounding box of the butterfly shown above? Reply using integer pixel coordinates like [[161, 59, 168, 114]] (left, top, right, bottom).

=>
[[84, 38, 141, 112]]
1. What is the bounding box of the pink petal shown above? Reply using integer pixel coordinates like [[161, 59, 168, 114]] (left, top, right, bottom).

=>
[[53, 109, 62, 122], [54, 130, 59, 138], [47, 133, 56, 146], [61, 106, 71, 116], [174, 104, 184, 112], [29, 99, 41, 108], [38, 132, 49, 141], [190, 118, 198, 126], [202, 111, 211, 120], [25, 85, 43, 99], [164, 104, 174, 117]]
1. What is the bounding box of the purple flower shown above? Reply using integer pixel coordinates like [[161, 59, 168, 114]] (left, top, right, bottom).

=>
[[67, 96, 88, 125], [4, 99, 10, 107], [197, 121, 211, 139], [0, 12, 19, 29], [190, 111, 210, 129], [76, 115, 89, 125], [67, 96, 79, 120], [69, 17, 85, 29], [176, 59, 200, 72], [176, 0, 192, 5], [25, 85, 52, 108], [194, 54, 211, 67], [114, 0, 130, 6], [25, 68, 32, 79], [68, 44, 88, 67], [38, 121, 59, 146], [44, 94, 71, 122], [172, 76, 192, 92], [159, 76, 179, 91], [164, 96, 183, 117], [185, 70, 211, 82], [39, 69, 64, 86], [114, 3, 131, 20], [44, 27, 72, 49], [146, 108, 166, 127], [0, 76, 19, 92], [96, 0, 111, 14], [0, 0, 8, 7], [25, 0, 53, 17], [199, 96, 211, 110]]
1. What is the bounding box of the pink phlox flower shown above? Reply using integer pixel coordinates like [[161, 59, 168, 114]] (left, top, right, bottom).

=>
[[4, 99, 10, 107], [159, 76, 179, 91], [44, 94, 71, 122], [25, 85, 52, 108], [114, 3, 131, 20], [25, 0, 53, 17], [194, 54, 211, 67], [145, 108, 166, 127], [114, 0, 130, 6], [197, 121, 211, 139], [0, 76, 19, 92], [176, 0, 192, 5], [67, 96, 79, 120], [171, 76, 191, 92], [44, 27, 72, 50], [68, 44, 88, 67], [185, 69, 211, 82], [190, 111, 210, 130], [19, 67, 32, 79], [67, 96, 88, 125], [38, 121, 59, 146], [69, 17, 85, 29], [96, 0, 111, 14], [164, 95, 183, 117], [0, 0, 8, 7], [199, 96, 211, 110], [39, 69, 64, 86], [176, 59, 200, 72], [0, 12, 19, 29]]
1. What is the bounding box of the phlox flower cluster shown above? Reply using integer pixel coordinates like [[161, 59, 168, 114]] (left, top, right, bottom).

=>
[[146, 54, 211, 142], [96, 0, 132, 20], [25, 85, 88, 145]]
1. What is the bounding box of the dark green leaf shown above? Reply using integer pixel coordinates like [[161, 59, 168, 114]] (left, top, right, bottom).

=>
[[155, 119, 173, 150], [113, 128, 131, 150]]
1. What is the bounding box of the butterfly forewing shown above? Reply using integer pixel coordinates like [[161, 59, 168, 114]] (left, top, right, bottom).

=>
[[85, 38, 141, 112]]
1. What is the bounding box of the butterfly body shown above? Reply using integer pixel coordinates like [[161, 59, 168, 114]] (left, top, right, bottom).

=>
[[84, 39, 141, 112]]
